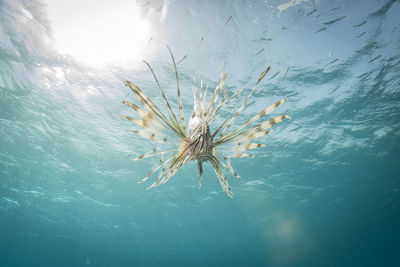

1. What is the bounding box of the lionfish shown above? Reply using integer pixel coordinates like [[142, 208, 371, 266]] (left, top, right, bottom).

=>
[[121, 47, 291, 197]]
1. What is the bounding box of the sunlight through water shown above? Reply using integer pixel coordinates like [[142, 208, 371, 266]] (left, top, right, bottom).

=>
[[44, 0, 151, 67]]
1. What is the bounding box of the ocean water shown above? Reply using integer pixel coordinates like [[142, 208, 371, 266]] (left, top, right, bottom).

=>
[[1, 0, 400, 266]]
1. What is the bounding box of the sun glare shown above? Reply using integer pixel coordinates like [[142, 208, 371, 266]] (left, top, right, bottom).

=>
[[45, 0, 151, 67]]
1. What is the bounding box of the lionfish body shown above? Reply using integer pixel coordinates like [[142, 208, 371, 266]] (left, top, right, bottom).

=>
[[121, 47, 291, 197]]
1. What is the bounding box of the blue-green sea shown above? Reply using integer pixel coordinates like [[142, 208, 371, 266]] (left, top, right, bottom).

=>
[[1, 0, 399, 266]]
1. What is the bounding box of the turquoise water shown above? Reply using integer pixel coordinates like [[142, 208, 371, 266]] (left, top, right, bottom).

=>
[[1, 0, 400, 266]]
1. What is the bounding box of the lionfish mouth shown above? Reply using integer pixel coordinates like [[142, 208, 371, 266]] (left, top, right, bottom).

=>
[[120, 46, 291, 197]]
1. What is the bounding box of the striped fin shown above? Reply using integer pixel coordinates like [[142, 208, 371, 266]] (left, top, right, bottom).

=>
[[122, 100, 151, 119], [160, 155, 190, 185], [143, 61, 186, 137], [133, 148, 176, 161], [121, 100, 171, 137], [125, 129, 160, 142], [167, 45, 186, 132], [192, 71, 199, 115], [245, 115, 291, 134], [138, 155, 175, 183], [148, 149, 190, 188], [206, 63, 226, 114], [211, 72, 228, 112], [197, 161, 203, 189], [224, 157, 240, 178], [231, 153, 255, 158], [236, 98, 287, 132], [120, 112, 173, 143], [207, 97, 226, 124], [198, 70, 204, 115], [218, 130, 274, 152], [217, 98, 287, 142], [203, 84, 209, 107], [124, 81, 181, 137], [217, 115, 290, 145], [221, 66, 271, 135], [211, 118, 228, 138], [208, 72, 227, 116], [217, 139, 267, 155], [210, 156, 233, 197], [120, 115, 143, 127], [145, 141, 193, 188], [248, 129, 275, 139]]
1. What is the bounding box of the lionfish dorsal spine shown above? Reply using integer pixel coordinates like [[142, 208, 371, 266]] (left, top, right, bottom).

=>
[[142, 60, 186, 138], [167, 45, 186, 133]]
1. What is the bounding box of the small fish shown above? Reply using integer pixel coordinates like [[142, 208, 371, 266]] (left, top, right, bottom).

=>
[[287, 92, 299, 97], [336, 109, 344, 117], [279, 141, 289, 148], [269, 71, 280, 80], [353, 21, 367, 27], [141, 1, 150, 7], [177, 55, 188, 64], [357, 72, 369, 78], [330, 6, 340, 11], [328, 58, 339, 65], [225, 16, 232, 25], [156, 4, 163, 13], [282, 67, 289, 78], [368, 55, 382, 63], [307, 9, 317, 16], [281, 27, 288, 30], [330, 85, 341, 94], [198, 37, 204, 47], [259, 37, 272, 42], [323, 16, 346, 25], [356, 31, 366, 38], [328, 51, 333, 58], [253, 48, 265, 57], [316, 27, 327, 33], [289, 126, 302, 132], [147, 37, 153, 46]]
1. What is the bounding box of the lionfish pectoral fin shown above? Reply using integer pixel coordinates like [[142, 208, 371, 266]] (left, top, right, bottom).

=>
[[210, 156, 233, 198], [221, 67, 271, 135], [124, 81, 175, 132], [197, 161, 203, 189], [138, 155, 175, 184], [225, 157, 240, 178]]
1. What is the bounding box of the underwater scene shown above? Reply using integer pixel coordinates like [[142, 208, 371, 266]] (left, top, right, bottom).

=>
[[1, 0, 399, 266]]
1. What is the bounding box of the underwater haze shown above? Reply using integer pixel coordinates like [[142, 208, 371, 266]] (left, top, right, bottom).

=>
[[1, 0, 400, 266]]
